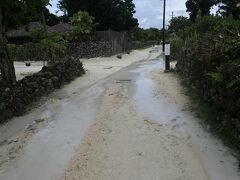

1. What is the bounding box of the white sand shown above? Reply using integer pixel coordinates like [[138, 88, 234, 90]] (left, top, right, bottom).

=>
[[63, 84, 208, 180]]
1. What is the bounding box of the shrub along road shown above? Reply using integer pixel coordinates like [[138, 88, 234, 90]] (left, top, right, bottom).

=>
[[0, 47, 239, 180]]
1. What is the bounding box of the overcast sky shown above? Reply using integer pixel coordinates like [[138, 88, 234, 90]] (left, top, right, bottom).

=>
[[47, 0, 189, 29]]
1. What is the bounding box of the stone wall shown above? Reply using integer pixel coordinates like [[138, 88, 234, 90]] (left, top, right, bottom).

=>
[[9, 30, 155, 62], [0, 58, 85, 123], [67, 41, 113, 59], [9, 40, 125, 62]]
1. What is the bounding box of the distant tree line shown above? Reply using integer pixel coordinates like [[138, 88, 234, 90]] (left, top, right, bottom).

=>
[[58, 0, 138, 31], [128, 28, 161, 42]]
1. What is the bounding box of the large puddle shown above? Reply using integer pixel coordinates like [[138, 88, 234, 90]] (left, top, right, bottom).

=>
[[133, 57, 240, 180], [0, 84, 104, 180]]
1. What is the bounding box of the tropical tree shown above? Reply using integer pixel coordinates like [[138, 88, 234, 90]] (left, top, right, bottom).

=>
[[0, 0, 49, 83], [145, 28, 161, 41], [168, 16, 193, 32], [186, 0, 217, 21], [218, 0, 240, 19], [68, 11, 95, 40], [44, 9, 60, 26], [40, 32, 66, 64], [59, 0, 138, 31]]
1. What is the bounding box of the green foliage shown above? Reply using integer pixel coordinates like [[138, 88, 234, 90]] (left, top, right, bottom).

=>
[[145, 28, 161, 41], [7, 43, 43, 62], [185, 0, 240, 21], [185, 0, 217, 21], [128, 28, 161, 42], [40, 32, 66, 63], [168, 16, 192, 33], [0, 0, 50, 82], [168, 33, 184, 58], [0, 0, 49, 30], [219, 0, 240, 20], [29, 27, 47, 42], [173, 15, 240, 111], [59, 0, 138, 31], [207, 71, 224, 83], [67, 11, 95, 40], [29, 28, 66, 64], [172, 14, 240, 149], [176, 15, 240, 41], [70, 11, 94, 28], [44, 8, 60, 26]]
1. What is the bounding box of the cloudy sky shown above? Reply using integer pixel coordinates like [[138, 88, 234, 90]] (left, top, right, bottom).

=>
[[133, 0, 188, 28], [47, 0, 189, 29]]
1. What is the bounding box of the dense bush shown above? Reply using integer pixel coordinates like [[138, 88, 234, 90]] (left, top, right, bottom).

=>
[[29, 27, 47, 42], [8, 43, 43, 62], [40, 32, 66, 63], [172, 15, 240, 148]]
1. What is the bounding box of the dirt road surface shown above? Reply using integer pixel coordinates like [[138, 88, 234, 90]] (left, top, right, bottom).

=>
[[0, 47, 239, 180]]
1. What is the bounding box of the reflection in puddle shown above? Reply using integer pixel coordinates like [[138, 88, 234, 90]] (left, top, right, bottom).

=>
[[133, 58, 240, 180]]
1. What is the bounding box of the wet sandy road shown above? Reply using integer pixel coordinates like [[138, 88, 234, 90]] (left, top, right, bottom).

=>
[[0, 47, 240, 180], [133, 59, 240, 180], [0, 48, 157, 180], [63, 55, 240, 180]]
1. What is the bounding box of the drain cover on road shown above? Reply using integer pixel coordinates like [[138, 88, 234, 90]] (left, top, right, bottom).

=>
[[149, 50, 159, 53], [116, 79, 132, 83], [103, 66, 113, 69]]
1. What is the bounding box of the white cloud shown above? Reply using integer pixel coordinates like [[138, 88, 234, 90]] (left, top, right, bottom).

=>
[[47, 0, 63, 16]]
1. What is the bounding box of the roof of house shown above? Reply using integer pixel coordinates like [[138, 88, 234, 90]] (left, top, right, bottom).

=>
[[28, 21, 43, 30], [7, 21, 43, 38], [7, 22, 72, 38], [7, 28, 29, 38], [47, 23, 72, 36]]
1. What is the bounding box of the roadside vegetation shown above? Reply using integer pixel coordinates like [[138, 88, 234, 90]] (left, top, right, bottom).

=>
[[169, 0, 240, 151]]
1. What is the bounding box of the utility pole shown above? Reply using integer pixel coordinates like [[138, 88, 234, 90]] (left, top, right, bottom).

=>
[[162, 0, 166, 55], [162, 0, 170, 71]]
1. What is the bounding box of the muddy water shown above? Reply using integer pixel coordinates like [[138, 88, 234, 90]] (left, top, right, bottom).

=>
[[133, 57, 240, 180], [0, 84, 104, 180]]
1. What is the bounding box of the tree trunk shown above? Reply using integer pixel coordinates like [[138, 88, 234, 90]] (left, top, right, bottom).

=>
[[0, 7, 16, 83], [41, 10, 47, 32]]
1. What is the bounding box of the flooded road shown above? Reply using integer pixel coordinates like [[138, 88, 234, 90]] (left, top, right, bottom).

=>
[[0, 48, 158, 180], [133, 57, 240, 180], [0, 84, 104, 180], [0, 47, 239, 180]]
